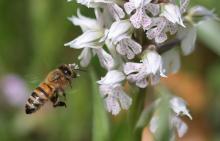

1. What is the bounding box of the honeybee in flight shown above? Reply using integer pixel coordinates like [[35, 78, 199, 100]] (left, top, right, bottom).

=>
[[25, 64, 81, 114]]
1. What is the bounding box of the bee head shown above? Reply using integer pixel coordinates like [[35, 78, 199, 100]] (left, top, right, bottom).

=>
[[58, 64, 79, 79], [68, 63, 80, 78]]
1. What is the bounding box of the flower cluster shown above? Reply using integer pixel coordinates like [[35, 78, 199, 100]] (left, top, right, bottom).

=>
[[65, 0, 216, 138]]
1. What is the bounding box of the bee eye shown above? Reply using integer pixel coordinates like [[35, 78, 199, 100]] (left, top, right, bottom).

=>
[[59, 65, 71, 76], [64, 70, 68, 74], [64, 69, 71, 76]]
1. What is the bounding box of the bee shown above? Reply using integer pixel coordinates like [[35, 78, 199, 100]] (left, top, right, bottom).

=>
[[25, 64, 81, 114]]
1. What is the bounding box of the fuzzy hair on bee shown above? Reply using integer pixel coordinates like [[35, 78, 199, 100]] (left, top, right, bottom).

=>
[[25, 63, 81, 114]]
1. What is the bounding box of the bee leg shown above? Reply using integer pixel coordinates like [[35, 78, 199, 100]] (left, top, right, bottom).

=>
[[63, 92, 66, 101], [51, 93, 67, 108], [68, 80, 72, 88], [54, 101, 67, 108], [57, 88, 66, 101], [50, 94, 58, 106]]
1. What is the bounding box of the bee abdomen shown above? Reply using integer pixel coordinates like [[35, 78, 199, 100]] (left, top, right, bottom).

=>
[[25, 91, 46, 114], [25, 83, 54, 114]]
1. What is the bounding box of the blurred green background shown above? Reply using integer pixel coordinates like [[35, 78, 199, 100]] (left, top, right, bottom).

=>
[[0, 0, 220, 141]]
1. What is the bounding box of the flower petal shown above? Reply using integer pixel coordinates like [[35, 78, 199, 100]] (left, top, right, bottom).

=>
[[149, 74, 160, 85], [143, 50, 163, 75], [162, 49, 181, 74], [130, 8, 143, 28], [116, 88, 132, 110], [142, 15, 152, 30], [97, 70, 125, 85], [162, 4, 185, 27], [96, 48, 115, 70], [145, 3, 160, 16], [155, 32, 168, 43], [68, 9, 101, 31], [146, 17, 167, 40], [136, 78, 148, 88], [170, 97, 192, 120], [178, 26, 197, 55], [105, 95, 121, 115], [78, 48, 93, 67], [188, 6, 219, 23], [116, 38, 142, 59], [124, 1, 135, 14], [64, 30, 104, 49], [165, 22, 178, 35], [133, 0, 143, 8], [107, 3, 125, 20], [108, 20, 132, 44], [172, 116, 188, 138], [149, 116, 159, 134], [124, 62, 143, 75]]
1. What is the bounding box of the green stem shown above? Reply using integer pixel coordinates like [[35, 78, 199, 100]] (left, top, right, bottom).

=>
[[129, 88, 147, 140]]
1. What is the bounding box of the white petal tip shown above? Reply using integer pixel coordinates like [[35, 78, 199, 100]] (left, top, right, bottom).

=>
[[180, 23, 186, 28], [187, 113, 193, 120], [64, 43, 69, 47], [161, 73, 167, 78]]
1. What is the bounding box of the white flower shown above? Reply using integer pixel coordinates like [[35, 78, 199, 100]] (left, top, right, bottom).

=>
[[106, 3, 125, 20], [78, 47, 115, 70], [107, 20, 142, 59], [177, 26, 197, 55], [116, 38, 142, 59], [65, 9, 105, 50], [76, 0, 125, 20], [68, 9, 102, 32], [97, 70, 132, 115], [77, 0, 113, 7], [78, 48, 93, 67], [150, 115, 188, 138], [124, 48, 166, 88], [142, 49, 166, 77], [107, 20, 133, 44], [170, 96, 192, 120], [95, 48, 115, 70], [171, 116, 188, 138], [149, 96, 192, 139], [146, 17, 178, 43], [187, 6, 219, 24], [177, 6, 218, 56], [161, 3, 185, 27], [124, 0, 159, 30], [64, 29, 105, 49], [65, 9, 117, 70], [65, 9, 116, 70]]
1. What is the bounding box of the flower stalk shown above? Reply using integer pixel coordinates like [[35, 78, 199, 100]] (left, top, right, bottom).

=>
[[65, 0, 218, 140]]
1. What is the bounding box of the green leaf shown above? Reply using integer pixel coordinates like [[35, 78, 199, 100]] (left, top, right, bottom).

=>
[[154, 87, 172, 141], [154, 97, 171, 141], [128, 89, 146, 141], [135, 102, 155, 130], [90, 69, 109, 141], [197, 20, 220, 56]]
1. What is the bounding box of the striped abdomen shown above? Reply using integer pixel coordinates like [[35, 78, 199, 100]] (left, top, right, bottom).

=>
[[25, 83, 54, 114]]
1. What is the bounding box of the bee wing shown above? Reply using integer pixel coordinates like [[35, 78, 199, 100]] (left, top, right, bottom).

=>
[[24, 74, 42, 86]]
